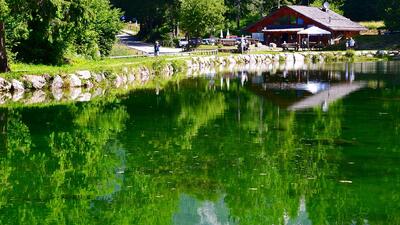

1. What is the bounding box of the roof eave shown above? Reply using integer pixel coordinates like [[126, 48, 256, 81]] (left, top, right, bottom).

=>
[[330, 27, 368, 31]]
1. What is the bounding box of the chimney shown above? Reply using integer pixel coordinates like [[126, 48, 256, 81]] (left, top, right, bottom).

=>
[[322, 2, 330, 12]]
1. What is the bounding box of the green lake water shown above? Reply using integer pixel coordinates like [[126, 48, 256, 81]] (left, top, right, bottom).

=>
[[0, 62, 399, 224]]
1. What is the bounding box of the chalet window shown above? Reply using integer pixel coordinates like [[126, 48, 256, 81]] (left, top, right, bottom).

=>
[[290, 16, 297, 25], [298, 18, 304, 25], [274, 16, 289, 25]]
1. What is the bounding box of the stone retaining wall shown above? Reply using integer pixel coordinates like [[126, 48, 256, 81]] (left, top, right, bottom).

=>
[[186, 50, 399, 70], [0, 64, 176, 105]]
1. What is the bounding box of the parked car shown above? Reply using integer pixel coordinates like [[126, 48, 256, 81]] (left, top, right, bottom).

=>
[[189, 38, 202, 47], [178, 39, 189, 48], [202, 38, 217, 45]]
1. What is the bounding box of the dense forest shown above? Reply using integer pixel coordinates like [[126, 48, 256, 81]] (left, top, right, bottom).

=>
[[111, 0, 399, 41]]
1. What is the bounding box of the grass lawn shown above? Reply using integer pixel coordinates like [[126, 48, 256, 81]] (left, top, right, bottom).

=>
[[359, 21, 385, 30], [195, 45, 219, 50], [109, 43, 144, 56], [3, 42, 169, 78], [6, 56, 174, 79]]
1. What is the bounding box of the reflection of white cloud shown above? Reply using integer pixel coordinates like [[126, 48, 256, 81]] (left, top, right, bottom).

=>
[[174, 194, 234, 225], [197, 202, 221, 225], [284, 196, 312, 225], [304, 82, 330, 94], [305, 83, 320, 94]]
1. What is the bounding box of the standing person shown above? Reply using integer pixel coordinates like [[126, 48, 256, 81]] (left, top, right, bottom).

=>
[[245, 39, 250, 52], [349, 37, 356, 49], [239, 36, 245, 54], [154, 41, 160, 56]]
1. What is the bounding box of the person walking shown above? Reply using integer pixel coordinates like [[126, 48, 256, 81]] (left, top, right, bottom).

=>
[[154, 41, 160, 56]]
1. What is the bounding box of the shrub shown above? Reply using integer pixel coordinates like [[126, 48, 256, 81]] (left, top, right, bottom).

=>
[[171, 60, 187, 72], [345, 50, 356, 59], [160, 33, 174, 47], [311, 55, 320, 63], [152, 59, 168, 75], [173, 38, 180, 47], [324, 53, 337, 62]]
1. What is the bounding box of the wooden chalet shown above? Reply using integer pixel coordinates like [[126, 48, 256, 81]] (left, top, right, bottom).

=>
[[246, 5, 367, 47]]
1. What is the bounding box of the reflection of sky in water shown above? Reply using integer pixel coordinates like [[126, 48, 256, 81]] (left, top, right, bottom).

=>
[[174, 195, 315, 225], [285, 196, 312, 225], [173, 194, 235, 225], [92, 142, 126, 206]]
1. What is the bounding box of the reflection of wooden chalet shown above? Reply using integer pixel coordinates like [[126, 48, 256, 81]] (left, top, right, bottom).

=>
[[246, 69, 364, 111], [246, 5, 367, 46]]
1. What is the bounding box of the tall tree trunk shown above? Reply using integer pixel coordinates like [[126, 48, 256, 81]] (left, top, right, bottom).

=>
[[0, 22, 9, 73], [236, 0, 241, 30]]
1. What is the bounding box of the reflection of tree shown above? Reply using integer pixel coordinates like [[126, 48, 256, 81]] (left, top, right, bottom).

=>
[[175, 92, 227, 150], [0, 110, 32, 209], [0, 100, 129, 224]]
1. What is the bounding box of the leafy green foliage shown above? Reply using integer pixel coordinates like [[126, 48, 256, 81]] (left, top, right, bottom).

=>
[[3, 0, 122, 65], [179, 0, 226, 37], [383, 0, 400, 31], [343, 0, 385, 21], [0, 0, 8, 20], [111, 0, 178, 40], [311, 0, 344, 15]]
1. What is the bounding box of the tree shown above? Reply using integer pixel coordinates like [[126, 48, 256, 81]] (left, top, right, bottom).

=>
[[2, 0, 122, 65], [0, 0, 9, 72], [383, 0, 400, 31], [111, 0, 179, 40], [311, 0, 344, 15], [225, 0, 270, 30], [342, 0, 384, 21], [180, 0, 226, 37]]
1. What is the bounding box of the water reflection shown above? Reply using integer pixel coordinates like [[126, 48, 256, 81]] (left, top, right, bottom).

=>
[[0, 62, 400, 224], [173, 194, 233, 225]]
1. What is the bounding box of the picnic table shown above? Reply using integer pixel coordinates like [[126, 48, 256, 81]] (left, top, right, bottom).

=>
[[282, 42, 299, 51]]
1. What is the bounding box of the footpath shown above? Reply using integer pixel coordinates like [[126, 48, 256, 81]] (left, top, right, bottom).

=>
[[118, 31, 183, 55]]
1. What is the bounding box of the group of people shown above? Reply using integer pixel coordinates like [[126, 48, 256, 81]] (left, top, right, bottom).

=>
[[345, 37, 356, 49]]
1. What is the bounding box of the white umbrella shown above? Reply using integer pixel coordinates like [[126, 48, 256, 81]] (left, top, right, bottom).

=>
[[297, 26, 331, 49], [297, 26, 331, 35]]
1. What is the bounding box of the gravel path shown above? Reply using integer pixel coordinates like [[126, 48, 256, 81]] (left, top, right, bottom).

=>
[[118, 33, 183, 55]]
